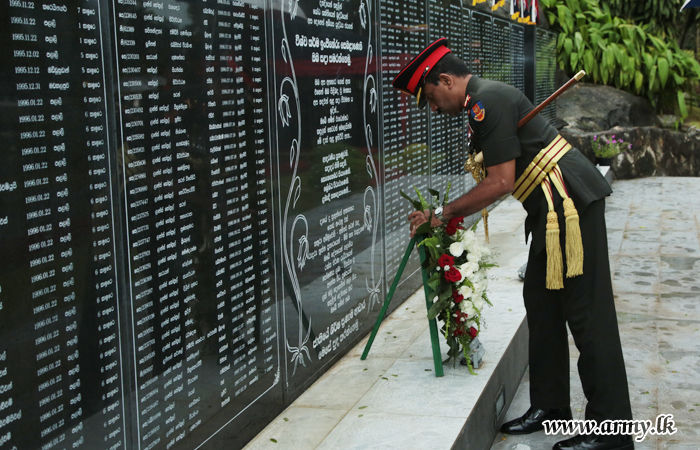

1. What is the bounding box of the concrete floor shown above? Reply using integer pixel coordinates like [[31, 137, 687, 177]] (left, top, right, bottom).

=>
[[491, 177, 700, 450]]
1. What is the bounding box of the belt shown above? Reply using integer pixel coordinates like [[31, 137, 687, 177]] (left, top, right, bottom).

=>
[[513, 135, 583, 290], [513, 135, 571, 202]]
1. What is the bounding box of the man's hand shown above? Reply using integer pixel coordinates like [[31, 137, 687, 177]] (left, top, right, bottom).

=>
[[408, 209, 444, 237]]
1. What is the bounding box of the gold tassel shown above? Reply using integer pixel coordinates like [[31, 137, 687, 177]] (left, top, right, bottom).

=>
[[545, 211, 564, 290], [465, 153, 489, 243], [563, 198, 584, 277], [481, 208, 489, 244]]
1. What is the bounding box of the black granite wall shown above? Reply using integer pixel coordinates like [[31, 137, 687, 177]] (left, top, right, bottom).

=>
[[0, 1, 556, 449]]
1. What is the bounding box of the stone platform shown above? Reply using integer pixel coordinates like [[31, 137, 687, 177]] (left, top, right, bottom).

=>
[[491, 177, 700, 450], [243, 196, 531, 450]]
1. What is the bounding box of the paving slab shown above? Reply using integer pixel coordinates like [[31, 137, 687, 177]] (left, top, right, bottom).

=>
[[490, 177, 700, 450]]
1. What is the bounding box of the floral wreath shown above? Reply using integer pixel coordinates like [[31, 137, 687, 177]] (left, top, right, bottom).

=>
[[402, 184, 495, 374]]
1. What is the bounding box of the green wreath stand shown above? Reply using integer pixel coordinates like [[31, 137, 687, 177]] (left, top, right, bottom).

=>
[[361, 235, 444, 377]]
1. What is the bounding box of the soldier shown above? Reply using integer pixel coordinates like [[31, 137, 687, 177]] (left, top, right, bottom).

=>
[[393, 38, 634, 450]]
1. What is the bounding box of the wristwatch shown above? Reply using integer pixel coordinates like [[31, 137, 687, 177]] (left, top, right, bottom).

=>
[[434, 206, 445, 222]]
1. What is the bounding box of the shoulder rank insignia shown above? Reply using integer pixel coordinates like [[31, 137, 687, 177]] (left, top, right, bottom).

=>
[[471, 101, 485, 122], [463, 94, 471, 108]]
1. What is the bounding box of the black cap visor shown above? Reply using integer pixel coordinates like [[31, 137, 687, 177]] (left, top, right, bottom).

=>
[[415, 66, 431, 109]]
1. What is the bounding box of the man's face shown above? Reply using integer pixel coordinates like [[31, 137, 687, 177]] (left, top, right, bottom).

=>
[[422, 74, 462, 116]]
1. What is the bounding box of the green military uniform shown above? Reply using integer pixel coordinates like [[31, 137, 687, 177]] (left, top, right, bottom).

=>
[[465, 76, 633, 423]]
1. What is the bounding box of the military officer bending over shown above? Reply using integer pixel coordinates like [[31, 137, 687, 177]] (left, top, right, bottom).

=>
[[392, 38, 634, 450]]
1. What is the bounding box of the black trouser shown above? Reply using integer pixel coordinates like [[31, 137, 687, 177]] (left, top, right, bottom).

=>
[[523, 198, 633, 422]]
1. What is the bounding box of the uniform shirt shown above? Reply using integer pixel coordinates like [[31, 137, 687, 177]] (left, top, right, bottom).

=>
[[465, 76, 612, 254]]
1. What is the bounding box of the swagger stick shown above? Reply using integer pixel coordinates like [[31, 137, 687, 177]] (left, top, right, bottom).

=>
[[473, 70, 586, 165], [466, 70, 586, 241]]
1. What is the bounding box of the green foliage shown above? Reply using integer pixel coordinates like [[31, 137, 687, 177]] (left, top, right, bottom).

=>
[[591, 134, 631, 158], [605, 0, 698, 44], [540, 0, 700, 118]]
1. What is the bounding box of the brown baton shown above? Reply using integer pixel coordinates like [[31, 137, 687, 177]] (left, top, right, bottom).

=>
[[473, 70, 586, 164]]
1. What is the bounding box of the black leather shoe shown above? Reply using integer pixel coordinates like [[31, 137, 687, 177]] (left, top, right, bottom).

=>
[[553, 434, 635, 450], [500, 406, 573, 435]]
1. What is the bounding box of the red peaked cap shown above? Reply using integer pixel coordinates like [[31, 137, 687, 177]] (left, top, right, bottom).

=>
[[392, 37, 452, 109]]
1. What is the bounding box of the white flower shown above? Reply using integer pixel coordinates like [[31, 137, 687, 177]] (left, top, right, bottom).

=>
[[467, 320, 478, 329], [467, 251, 481, 263], [449, 242, 464, 257], [443, 265, 450, 271], [461, 230, 477, 247], [471, 278, 485, 294], [460, 301, 477, 317], [473, 296, 485, 311], [466, 240, 482, 256], [458, 285, 473, 298], [460, 262, 479, 278]]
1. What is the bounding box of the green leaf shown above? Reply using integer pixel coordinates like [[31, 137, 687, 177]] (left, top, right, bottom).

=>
[[678, 90, 688, 118], [427, 188, 440, 203], [583, 50, 595, 76], [570, 51, 579, 69], [665, 49, 674, 67], [564, 38, 573, 55], [414, 222, 431, 236], [413, 186, 429, 210], [358, 406, 368, 409], [427, 278, 440, 291], [399, 190, 422, 211], [428, 271, 440, 283], [657, 58, 669, 88], [606, 47, 615, 69], [637, 27, 646, 42], [427, 299, 447, 320], [574, 31, 583, 52], [270, 439, 278, 443], [439, 287, 453, 301], [635, 71, 644, 93], [612, 44, 624, 66], [672, 73, 686, 85], [643, 53, 654, 71]]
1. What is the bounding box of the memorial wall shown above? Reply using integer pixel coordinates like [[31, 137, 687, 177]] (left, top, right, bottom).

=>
[[0, 0, 556, 448]]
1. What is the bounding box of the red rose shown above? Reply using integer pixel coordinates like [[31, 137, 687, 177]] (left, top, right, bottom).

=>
[[438, 254, 455, 268], [468, 326, 478, 339], [449, 216, 465, 227], [445, 217, 465, 236], [444, 267, 462, 282], [452, 290, 464, 303]]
